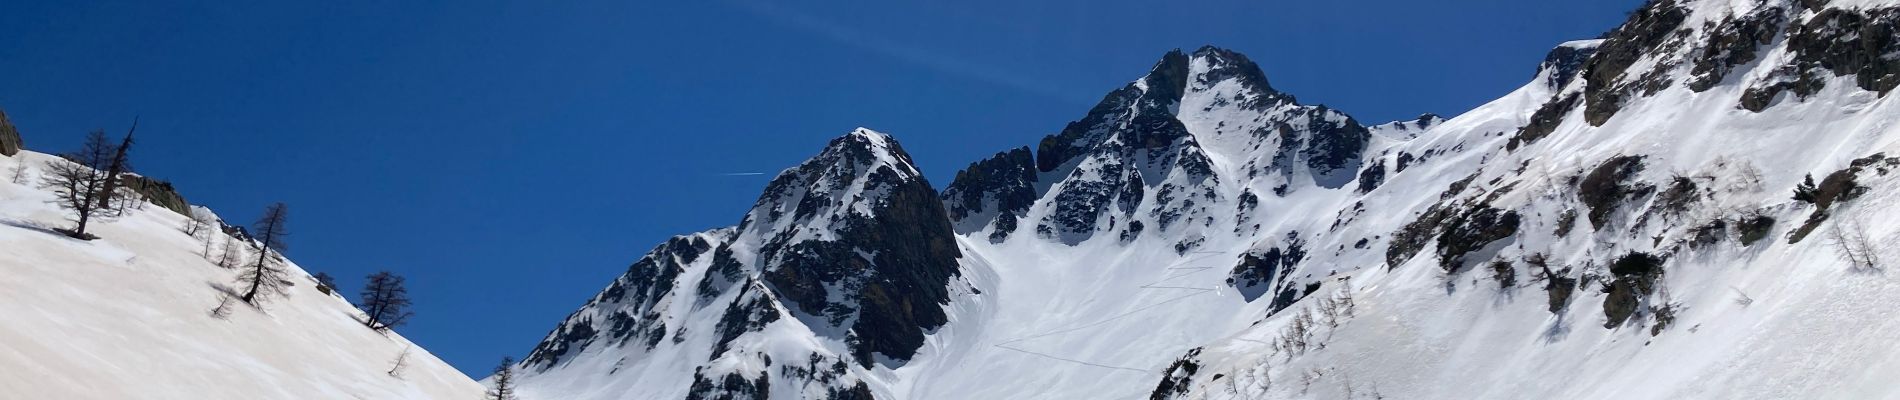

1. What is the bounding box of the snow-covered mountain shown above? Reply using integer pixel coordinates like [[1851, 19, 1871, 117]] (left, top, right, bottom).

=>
[[516, 0, 1900, 398], [0, 149, 485, 399]]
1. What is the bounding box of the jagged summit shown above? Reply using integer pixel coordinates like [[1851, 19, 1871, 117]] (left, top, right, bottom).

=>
[[743, 127, 931, 239], [958, 45, 1374, 243], [519, 128, 961, 398], [1188, 45, 1288, 103], [835, 127, 922, 177]]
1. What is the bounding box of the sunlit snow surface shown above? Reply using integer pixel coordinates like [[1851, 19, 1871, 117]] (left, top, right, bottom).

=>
[[0, 152, 485, 399]]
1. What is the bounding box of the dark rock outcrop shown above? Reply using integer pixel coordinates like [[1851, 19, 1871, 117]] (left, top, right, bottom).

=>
[[1578, 155, 1654, 229], [1581, 0, 1691, 126], [1036, 50, 1190, 173], [744, 130, 963, 366], [941, 147, 1038, 241], [120, 174, 191, 216], [1290, 107, 1373, 187], [524, 233, 722, 370], [1788, 153, 1890, 243], [1227, 233, 1306, 302], [1149, 348, 1204, 400], [1688, 6, 1787, 92], [710, 281, 783, 361], [1356, 158, 1387, 194], [0, 108, 20, 157], [1742, 6, 1900, 111], [1540, 41, 1602, 90], [686, 371, 771, 400], [1602, 252, 1665, 328], [1388, 186, 1522, 272]]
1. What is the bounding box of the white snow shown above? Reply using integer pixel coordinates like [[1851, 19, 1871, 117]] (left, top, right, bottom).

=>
[[0, 151, 485, 399]]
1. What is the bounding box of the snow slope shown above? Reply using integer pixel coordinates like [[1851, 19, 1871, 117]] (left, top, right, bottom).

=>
[[512, 0, 1900, 399], [0, 151, 485, 399], [1151, 1, 1900, 398]]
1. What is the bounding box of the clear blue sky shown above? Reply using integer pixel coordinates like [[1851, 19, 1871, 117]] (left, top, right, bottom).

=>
[[0, 0, 1643, 376]]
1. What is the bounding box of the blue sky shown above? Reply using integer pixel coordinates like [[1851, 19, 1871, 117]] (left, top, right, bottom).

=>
[[0, 0, 1643, 376]]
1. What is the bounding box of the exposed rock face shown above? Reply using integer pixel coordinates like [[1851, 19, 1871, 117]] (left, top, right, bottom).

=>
[[1036, 50, 1191, 174], [1029, 46, 1373, 243], [0, 108, 22, 157], [1149, 348, 1204, 400], [1388, 198, 1521, 273], [1281, 106, 1373, 187], [940, 147, 1038, 241], [1792, 7, 1900, 94], [120, 174, 190, 216], [1581, 0, 1691, 126], [1688, 6, 1786, 92], [1509, 40, 1600, 150], [1541, 40, 1602, 90], [1509, 93, 1582, 150], [686, 372, 770, 400], [741, 129, 962, 365], [524, 232, 723, 370], [1602, 252, 1665, 328], [518, 129, 957, 397], [1228, 233, 1306, 302], [1032, 49, 1212, 241], [1744, 5, 1900, 111], [1579, 155, 1654, 229], [1355, 158, 1387, 194]]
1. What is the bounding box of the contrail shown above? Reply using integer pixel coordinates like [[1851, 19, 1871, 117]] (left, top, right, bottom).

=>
[[719, 172, 768, 176]]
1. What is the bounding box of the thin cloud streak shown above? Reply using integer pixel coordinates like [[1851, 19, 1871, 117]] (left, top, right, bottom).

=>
[[728, 0, 1090, 105]]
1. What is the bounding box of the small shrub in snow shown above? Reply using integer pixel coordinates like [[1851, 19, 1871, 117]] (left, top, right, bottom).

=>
[[1654, 175, 1701, 215], [1791, 173, 1819, 204], [1490, 261, 1516, 289], [209, 294, 235, 319], [7, 162, 27, 185]]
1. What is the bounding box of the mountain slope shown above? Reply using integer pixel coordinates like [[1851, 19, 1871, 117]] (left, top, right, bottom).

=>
[[513, 0, 1900, 399], [0, 151, 485, 399], [1151, 0, 1900, 398], [514, 129, 966, 399]]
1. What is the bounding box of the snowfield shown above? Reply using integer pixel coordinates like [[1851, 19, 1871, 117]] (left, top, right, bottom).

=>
[[0, 151, 484, 399]]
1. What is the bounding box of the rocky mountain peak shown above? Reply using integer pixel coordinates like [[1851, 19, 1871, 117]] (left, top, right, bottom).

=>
[[1188, 45, 1288, 105], [726, 128, 963, 366], [1537, 39, 1603, 90]]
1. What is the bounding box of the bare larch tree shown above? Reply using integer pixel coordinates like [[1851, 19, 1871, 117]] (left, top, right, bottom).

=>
[[94, 118, 136, 211], [237, 202, 290, 304], [358, 271, 414, 331], [39, 130, 118, 239], [486, 357, 517, 400]]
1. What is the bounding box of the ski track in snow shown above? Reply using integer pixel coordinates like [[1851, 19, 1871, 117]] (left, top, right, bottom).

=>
[[989, 251, 1226, 374]]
